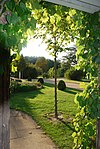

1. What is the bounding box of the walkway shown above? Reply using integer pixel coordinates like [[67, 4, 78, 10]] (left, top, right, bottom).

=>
[[10, 110, 57, 149]]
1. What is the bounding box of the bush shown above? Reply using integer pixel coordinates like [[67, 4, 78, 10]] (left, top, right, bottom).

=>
[[57, 68, 64, 77], [38, 78, 44, 84], [48, 68, 54, 78], [27, 77, 32, 81], [58, 80, 66, 91], [15, 79, 22, 82], [64, 67, 85, 81], [10, 80, 20, 94], [10, 80, 37, 94], [16, 83, 37, 92], [23, 65, 38, 79], [42, 73, 49, 78]]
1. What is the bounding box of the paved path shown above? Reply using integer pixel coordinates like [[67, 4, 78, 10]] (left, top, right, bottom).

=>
[[10, 110, 57, 149]]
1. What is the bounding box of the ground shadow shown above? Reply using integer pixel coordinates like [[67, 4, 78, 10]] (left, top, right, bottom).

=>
[[44, 82, 54, 88], [58, 118, 75, 132], [64, 87, 82, 95]]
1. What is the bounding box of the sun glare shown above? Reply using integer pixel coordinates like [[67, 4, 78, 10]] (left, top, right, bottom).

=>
[[20, 38, 54, 60], [21, 38, 75, 60]]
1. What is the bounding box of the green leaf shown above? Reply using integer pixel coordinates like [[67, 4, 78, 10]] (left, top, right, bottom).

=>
[[6, 0, 15, 10], [0, 24, 3, 30], [50, 16, 55, 24], [72, 132, 77, 137], [7, 36, 17, 47], [7, 12, 20, 24], [11, 65, 17, 72]]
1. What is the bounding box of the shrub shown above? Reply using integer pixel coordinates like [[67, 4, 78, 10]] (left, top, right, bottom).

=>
[[38, 78, 44, 84], [64, 67, 85, 81], [42, 73, 49, 78], [10, 80, 37, 94], [57, 68, 64, 77], [27, 77, 32, 81], [48, 68, 54, 78], [15, 79, 22, 82], [10, 80, 20, 94], [16, 83, 37, 92], [23, 65, 38, 79], [58, 80, 66, 91]]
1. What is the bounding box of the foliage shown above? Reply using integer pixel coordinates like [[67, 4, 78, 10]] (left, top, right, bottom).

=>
[[38, 78, 44, 84], [15, 54, 26, 71], [58, 80, 66, 91], [71, 11, 100, 148], [62, 46, 77, 66], [23, 64, 38, 79], [47, 59, 54, 70], [24, 56, 54, 71], [64, 67, 85, 81], [48, 67, 54, 78], [35, 57, 48, 73], [33, 4, 75, 56], [72, 79, 99, 148], [10, 79, 38, 94], [42, 72, 49, 78], [73, 11, 100, 76], [0, 0, 40, 75], [57, 68, 65, 77], [24, 56, 37, 64], [10, 79, 20, 94], [27, 77, 32, 81]]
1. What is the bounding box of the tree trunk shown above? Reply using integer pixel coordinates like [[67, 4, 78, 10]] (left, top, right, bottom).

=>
[[54, 52, 58, 118], [0, 48, 10, 149], [96, 64, 100, 149], [19, 71, 21, 79]]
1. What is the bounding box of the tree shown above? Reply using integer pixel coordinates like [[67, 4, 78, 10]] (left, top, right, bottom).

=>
[[47, 59, 54, 70], [35, 57, 48, 73], [33, 3, 75, 118], [24, 56, 37, 64], [62, 46, 77, 66], [16, 54, 26, 79], [23, 63, 38, 79], [48, 67, 54, 78]]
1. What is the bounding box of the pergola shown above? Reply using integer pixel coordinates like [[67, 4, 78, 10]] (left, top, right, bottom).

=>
[[0, 1, 100, 149], [45, 0, 100, 13]]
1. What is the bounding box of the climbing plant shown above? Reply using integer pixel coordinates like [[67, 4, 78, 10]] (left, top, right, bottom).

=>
[[0, 0, 41, 74], [71, 11, 100, 148]]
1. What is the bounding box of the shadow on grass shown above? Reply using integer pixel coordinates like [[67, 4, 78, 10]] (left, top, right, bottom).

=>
[[10, 88, 44, 115], [58, 118, 75, 132], [44, 82, 54, 88], [64, 87, 82, 95]]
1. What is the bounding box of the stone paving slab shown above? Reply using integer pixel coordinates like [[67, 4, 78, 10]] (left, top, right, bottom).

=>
[[10, 110, 57, 149]]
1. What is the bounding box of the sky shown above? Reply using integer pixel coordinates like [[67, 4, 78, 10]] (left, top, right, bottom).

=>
[[20, 38, 68, 60]]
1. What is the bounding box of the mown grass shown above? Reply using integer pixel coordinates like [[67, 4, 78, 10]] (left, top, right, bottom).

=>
[[10, 82, 81, 149]]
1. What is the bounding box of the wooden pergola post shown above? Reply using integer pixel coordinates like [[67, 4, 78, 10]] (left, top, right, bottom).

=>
[[0, 46, 10, 149]]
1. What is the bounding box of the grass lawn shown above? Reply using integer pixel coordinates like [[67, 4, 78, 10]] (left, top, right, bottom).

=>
[[10, 82, 81, 149]]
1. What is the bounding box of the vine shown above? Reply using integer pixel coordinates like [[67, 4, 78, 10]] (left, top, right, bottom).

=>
[[72, 11, 100, 148]]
